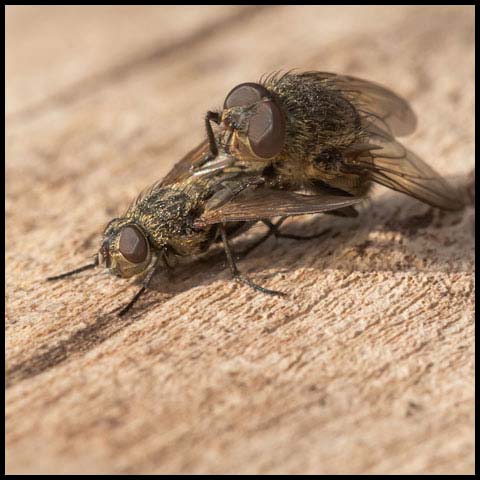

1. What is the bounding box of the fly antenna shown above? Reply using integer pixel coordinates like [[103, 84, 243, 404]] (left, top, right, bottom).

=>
[[46, 256, 98, 281]]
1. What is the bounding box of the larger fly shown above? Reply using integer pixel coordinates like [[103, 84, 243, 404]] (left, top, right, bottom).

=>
[[195, 71, 463, 212]]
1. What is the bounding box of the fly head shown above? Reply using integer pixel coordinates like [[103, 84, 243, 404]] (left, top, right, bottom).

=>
[[220, 82, 286, 160]]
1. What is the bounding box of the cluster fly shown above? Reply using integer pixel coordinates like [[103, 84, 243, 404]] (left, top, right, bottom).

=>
[[48, 71, 463, 315]]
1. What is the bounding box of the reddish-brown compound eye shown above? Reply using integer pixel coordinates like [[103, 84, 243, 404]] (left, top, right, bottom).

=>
[[224, 82, 271, 109], [247, 101, 286, 158], [118, 226, 148, 264]]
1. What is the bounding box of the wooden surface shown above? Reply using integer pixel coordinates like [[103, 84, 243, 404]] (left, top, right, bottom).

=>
[[6, 5, 475, 474]]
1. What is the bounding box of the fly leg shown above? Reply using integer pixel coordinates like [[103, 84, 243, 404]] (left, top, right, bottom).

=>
[[262, 205, 357, 240], [237, 218, 287, 257], [204, 111, 221, 160], [220, 224, 286, 297], [238, 216, 332, 257], [263, 220, 332, 241], [117, 258, 160, 317], [191, 111, 221, 171]]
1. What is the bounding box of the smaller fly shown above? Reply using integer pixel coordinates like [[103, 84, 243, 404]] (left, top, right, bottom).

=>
[[194, 71, 463, 212], [48, 141, 360, 316]]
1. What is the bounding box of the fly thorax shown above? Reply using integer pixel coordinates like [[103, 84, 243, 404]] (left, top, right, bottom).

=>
[[131, 190, 193, 245], [131, 187, 213, 256]]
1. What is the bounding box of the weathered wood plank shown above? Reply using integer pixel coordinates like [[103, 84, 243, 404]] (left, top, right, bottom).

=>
[[6, 5, 474, 474], [6, 5, 258, 118]]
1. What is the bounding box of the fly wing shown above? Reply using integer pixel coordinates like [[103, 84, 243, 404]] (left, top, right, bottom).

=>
[[125, 140, 213, 214], [196, 188, 362, 226], [360, 149, 463, 210], [346, 122, 464, 210], [160, 139, 210, 187], [300, 71, 417, 137]]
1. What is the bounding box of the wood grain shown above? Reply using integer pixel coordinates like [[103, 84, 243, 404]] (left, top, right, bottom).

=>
[[6, 5, 474, 474]]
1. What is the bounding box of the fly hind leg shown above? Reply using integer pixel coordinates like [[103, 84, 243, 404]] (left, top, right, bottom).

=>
[[236, 218, 287, 257], [263, 220, 332, 241], [264, 205, 358, 241], [237, 214, 338, 258]]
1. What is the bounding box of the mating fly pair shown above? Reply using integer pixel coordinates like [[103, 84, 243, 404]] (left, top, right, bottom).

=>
[[48, 71, 463, 315]]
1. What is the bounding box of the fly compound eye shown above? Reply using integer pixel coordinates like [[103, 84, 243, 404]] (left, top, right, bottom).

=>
[[118, 226, 148, 264], [224, 82, 271, 109], [247, 101, 286, 158]]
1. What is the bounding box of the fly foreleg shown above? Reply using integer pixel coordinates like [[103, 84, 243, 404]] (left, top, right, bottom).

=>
[[117, 258, 160, 317]]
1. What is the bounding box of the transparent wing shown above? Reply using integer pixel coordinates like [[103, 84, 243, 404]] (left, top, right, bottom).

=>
[[196, 188, 362, 226], [299, 71, 417, 137], [346, 123, 463, 210]]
